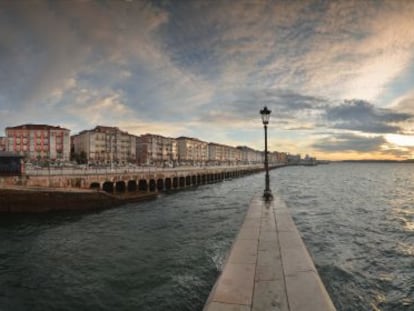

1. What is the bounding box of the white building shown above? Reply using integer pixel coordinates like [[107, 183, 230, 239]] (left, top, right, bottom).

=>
[[71, 126, 137, 165], [177, 137, 209, 165], [136, 134, 177, 166]]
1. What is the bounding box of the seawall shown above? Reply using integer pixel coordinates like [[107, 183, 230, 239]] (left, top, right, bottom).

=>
[[0, 187, 157, 213], [203, 193, 336, 311]]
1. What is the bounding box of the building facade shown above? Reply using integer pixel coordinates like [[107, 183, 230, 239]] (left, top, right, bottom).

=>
[[208, 143, 228, 164], [177, 137, 209, 165], [136, 134, 177, 166], [0, 137, 6, 151], [237, 146, 263, 164], [71, 126, 137, 165], [5, 124, 70, 161]]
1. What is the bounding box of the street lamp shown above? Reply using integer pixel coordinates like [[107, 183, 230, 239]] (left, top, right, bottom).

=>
[[260, 106, 273, 201]]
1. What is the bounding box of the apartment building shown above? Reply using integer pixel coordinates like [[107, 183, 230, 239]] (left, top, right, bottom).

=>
[[237, 146, 263, 164], [71, 126, 136, 165], [209, 143, 240, 164], [0, 137, 6, 151], [5, 124, 70, 161], [136, 134, 177, 166], [208, 143, 227, 164], [176, 137, 209, 165]]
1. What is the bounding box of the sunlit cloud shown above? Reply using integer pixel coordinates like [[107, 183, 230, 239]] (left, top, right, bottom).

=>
[[385, 134, 414, 147], [1, 0, 414, 160]]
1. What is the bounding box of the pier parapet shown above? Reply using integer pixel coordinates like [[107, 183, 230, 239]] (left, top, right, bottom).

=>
[[0, 165, 284, 192], [204, 193, 336, 311]]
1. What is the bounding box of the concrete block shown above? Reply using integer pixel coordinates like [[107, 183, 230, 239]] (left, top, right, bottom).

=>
[[255, 259, 284, 281], [258, 239, 279, 252], [275, 213, 297, 232], [204, 302, 250, 311], [238, 227, 260, 240], [228, 239, 258, 264], [258, 230, 278, 243], [241, 218, 261, 230], [252, 280, 289, 311], [281, 247, 317, 276], [245, 212, 261, 220], [278, 231, 304, 250], [212, 263, 256, 305], [257, 249, 280, 267], [285, 271, 336, 311]]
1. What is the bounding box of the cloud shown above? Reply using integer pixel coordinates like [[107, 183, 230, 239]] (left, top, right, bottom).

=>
[[324, 100, 413, 133], [312, 133, 386, 153], [0, 1, 170, 106], [1, 0, 414, 160]]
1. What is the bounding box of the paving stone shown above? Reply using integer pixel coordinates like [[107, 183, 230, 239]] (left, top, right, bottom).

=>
[[243, 218, 261, 227], [227, 239, 258, 264], [285, 271, 336, 311], [255, 261, 284, 281], [275, 212, 297, 232], [278, 230, 305, 250], [257, 249, 280, 267], [258, 239, 279, 252], [281, 247, 317, 276], [204, 302, 250, 311], [259, 230, 278, 243], [252, 280, 289, 311], [238, 227, 260, 240], [212, 263, 256, 305]]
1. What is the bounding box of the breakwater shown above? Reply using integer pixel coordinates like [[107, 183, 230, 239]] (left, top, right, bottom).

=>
[[0, 187, 158, 213], [204, 194, 335, 311]]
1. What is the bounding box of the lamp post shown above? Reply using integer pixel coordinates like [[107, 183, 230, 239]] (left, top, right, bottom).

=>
[[260, 106, 273, 201]]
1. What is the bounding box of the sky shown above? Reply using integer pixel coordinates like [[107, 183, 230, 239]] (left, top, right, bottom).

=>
[[1, 0, 414, 160]]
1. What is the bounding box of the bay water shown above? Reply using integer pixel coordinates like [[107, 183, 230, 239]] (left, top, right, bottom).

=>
[[0, 163, 413, 310]]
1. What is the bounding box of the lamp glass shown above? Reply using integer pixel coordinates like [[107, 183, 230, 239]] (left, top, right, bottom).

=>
[[260, 106, 271, 125]]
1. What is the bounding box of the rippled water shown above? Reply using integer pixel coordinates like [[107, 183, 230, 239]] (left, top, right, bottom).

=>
[[0, 175, 262, 311], [273, 163, 414, 311], [1, 163, 413, 310]]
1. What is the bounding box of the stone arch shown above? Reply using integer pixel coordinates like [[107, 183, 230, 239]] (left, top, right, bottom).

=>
[[103, 181, 114, 193], [179, 176, 185, 187], [115, 181, 126, 192], [138, 179, 148, 191], [165, 178, 172, 190], [157, 178, 164, 191], [149, 179, 156, 192], [90, 182, 100, 190], [127, 180, 137, 192]]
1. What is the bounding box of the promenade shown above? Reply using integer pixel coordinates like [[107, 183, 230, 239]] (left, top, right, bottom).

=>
[[204, 194, 336, 311]]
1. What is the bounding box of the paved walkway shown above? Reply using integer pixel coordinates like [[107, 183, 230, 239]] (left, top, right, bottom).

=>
[[203, 194, 336, 311]]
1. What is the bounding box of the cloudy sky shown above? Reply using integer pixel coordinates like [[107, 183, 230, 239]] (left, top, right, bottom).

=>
[[1, 0, 414, 160]]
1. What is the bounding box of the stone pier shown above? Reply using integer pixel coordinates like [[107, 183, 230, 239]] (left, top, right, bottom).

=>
[[203, 194, 336, 311]]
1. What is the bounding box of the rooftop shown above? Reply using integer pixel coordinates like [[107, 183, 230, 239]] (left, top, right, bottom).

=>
[[6, 124, 70, 131]]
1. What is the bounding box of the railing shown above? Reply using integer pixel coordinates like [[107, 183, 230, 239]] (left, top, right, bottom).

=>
[[24, 163, 286, 176]]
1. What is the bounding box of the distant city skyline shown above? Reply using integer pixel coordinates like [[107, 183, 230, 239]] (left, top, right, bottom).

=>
[[1, 0, 414, 160]]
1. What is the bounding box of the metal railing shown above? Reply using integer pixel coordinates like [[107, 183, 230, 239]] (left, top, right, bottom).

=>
[[24, 163, 285, 176]]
